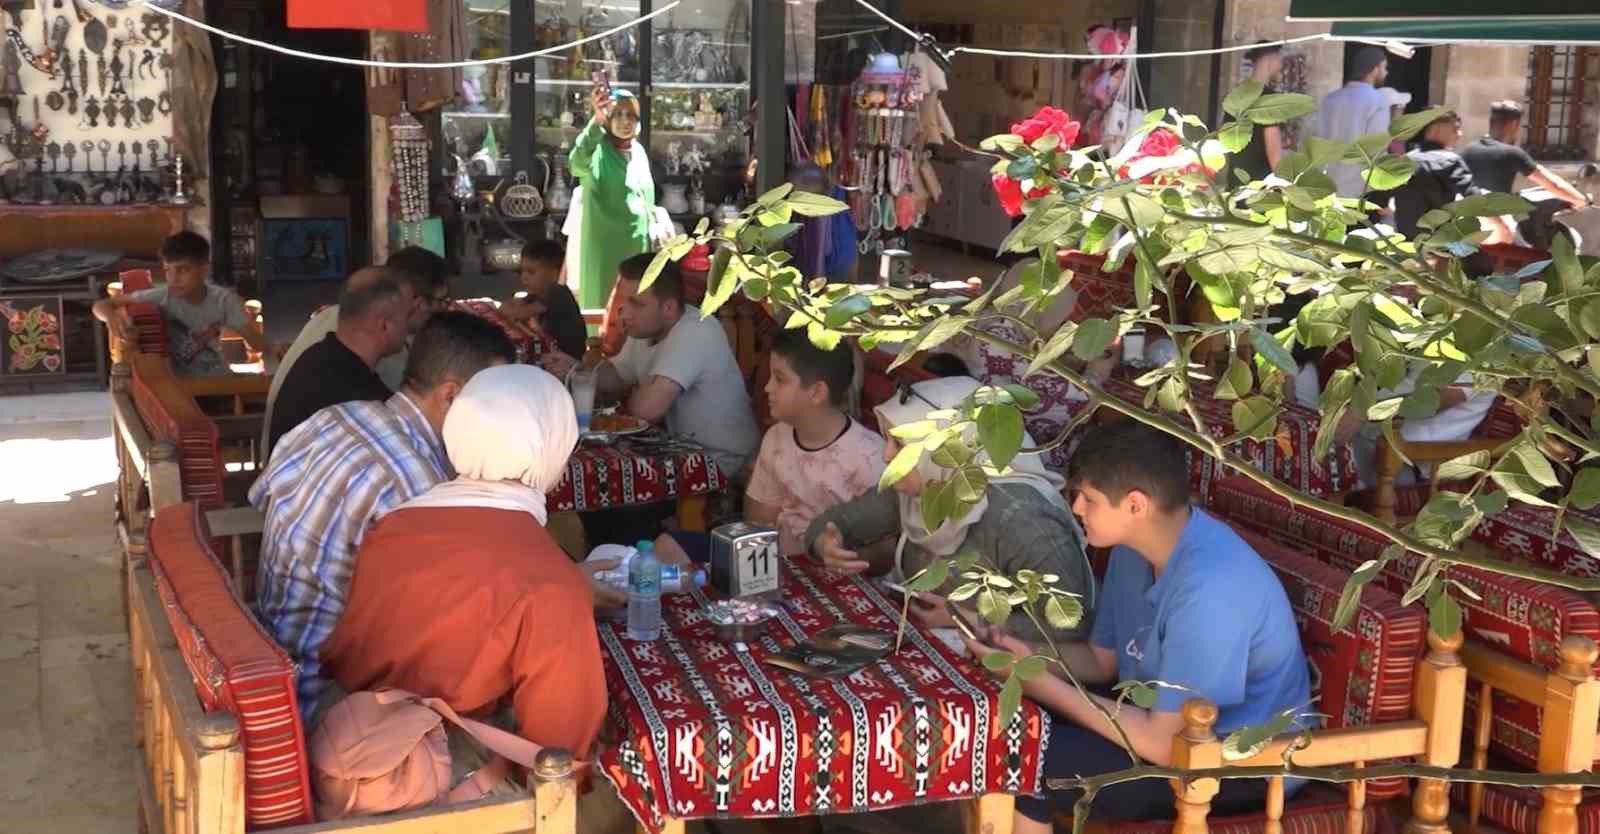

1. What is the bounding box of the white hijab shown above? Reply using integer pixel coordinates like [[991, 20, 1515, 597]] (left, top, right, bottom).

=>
[[389, 364, 578, 525], [874, 377, 1070, 570]]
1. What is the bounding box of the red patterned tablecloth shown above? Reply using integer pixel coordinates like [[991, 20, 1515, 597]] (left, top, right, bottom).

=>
[[598, 562, 1048, 833], [450, 298, 556, 362], [550, 431, 727, 513]]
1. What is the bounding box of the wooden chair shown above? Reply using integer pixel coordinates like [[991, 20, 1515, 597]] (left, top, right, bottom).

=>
[[1210, 475, 1600, 834], [128, 501, 580, 834]]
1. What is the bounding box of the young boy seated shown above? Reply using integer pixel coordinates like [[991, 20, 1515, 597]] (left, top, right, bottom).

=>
[[656, 330, 884, 561], [502, 240, 588, 362], [93, 232, 272, 375], [964, 420, 1310, 829]]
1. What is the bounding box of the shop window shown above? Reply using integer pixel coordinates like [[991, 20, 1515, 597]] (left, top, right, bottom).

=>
[[1525, 46, 1594, 161], [443, 0, 514, 176]]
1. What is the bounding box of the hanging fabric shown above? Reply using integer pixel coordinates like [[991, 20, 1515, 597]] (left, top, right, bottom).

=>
[[365, 1, 466, 116], [288, 0, 429, 34]]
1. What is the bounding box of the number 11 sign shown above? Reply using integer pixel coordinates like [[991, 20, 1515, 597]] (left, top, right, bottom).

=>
[[710, 522, 781, 598]]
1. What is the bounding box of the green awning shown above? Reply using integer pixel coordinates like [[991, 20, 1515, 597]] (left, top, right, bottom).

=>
[[1330, 18, 1600, 44], [1290, 0, 1596, 20]]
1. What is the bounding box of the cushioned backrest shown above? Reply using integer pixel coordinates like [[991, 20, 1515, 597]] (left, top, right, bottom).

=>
[[128, 353, 225, 511], [147, 502, 315, 829], [127, 300, 170, 358], [1056, 251, 1135, 323], [1211, 476, 1600, 770]]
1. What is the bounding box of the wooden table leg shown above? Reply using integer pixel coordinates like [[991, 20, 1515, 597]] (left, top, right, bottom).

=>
[[677, 495, 709, 533], [967, 793, 1016, 834], [639, 817, 686, 834]]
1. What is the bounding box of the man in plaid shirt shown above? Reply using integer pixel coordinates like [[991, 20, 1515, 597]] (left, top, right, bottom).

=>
[[251, 312, 517, 722]]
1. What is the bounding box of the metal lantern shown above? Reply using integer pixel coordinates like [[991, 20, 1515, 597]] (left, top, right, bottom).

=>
[[390, 109, 429, 223]]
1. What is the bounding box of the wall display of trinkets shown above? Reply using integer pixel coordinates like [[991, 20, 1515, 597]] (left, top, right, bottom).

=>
[[390, 110, 430, 223], [0, 1, 176, 206], [842, 57, 926, 257]]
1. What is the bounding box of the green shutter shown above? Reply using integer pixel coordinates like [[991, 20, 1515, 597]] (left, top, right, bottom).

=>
[[1330, 18, 1600, 44], [1291, 0, 1597, 19]]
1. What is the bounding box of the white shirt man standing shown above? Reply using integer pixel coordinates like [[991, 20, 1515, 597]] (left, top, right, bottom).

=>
[[1313, 46, 1393, 199]]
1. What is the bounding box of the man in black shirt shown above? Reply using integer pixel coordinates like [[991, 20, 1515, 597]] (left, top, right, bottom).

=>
[[1383, 113, 1513, 243], [267, 268, 413, 452], [1461, 101, 1592, 208], [502, 240, 588, 363]]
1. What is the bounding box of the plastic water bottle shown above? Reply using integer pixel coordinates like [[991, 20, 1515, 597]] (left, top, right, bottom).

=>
[[627, 540, 663, 641]]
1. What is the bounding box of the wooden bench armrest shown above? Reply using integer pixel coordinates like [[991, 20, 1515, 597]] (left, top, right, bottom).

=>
[[1373, 435, 1507, 523], [180, 373, 273, 399], [205, 506, 265, 539]]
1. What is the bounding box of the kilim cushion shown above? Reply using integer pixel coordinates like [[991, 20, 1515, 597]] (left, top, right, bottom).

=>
[[1447, 782, 1600, 834], [1106, 785, 1397, 834], [1209, 476, 1600, 771], [128, 353, 226, 511], [126, 301, 169, 357], [1238, 529, 1425, 801], [147, 502, 315, 829]]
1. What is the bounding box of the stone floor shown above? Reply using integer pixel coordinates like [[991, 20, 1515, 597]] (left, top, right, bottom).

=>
[[0, 391, 135, 834]]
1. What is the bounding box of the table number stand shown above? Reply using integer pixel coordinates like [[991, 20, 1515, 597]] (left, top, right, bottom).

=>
[[709, 522, 780, 599]]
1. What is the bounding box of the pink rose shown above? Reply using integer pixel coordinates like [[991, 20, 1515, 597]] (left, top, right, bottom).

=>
[[1139, 129, 1182, 158], [1010, 107, 1082, 149]]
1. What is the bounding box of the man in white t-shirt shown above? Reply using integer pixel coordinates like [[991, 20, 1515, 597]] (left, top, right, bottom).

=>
[[1351, 367, 1497, 488], [592, 254, 760, 478]]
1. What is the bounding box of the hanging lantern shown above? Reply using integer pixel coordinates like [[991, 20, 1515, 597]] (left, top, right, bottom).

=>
[[390, 109, 429, 223]]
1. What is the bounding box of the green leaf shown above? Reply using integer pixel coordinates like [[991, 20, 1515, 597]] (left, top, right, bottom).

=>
[[757, 184, 795, 208], [1566, 516, 1600, 560], [1571, 469, 1600, 511], [976, 587, 1013, 625], [1250, 327, 1298, 374], [702, 248, 740, 315], [783, 190, 849, 217], [1026, 321, 1079, 378], [1244, 93, 1317, 125], [1231, 396, 1279, 440], [948, 581, 981, 602], [1215, 356, 1253, 401], [919, 315, 972, 353], [879, 442, 924, 491], [1333, 559, 1385, 630], [1476, 490, 1510, 516], [1389, 107, 1452, 142], [905, 560, 950, 593], [1511, 442, 1561, 489], [1000, 384, 1042, 410], [1134, 257, 1156, 310], [1429, 592, 1463, 639], [1302, 136, 1349, 169], [1453, 314, 1498, 354], [981, 650, 1015, 671], [1435, 450, 1491, 483], [639, 247, 677, 293], [807, 320, 842, 351], [1554, 234, 1585, 296], [1399, 388, 1441, 421], [1113, 680, 1159, 709], [1044, 595, 1083, 631], [1490, 451, 1559, 508], [1363, 156, 1417, 192], [824, 294, 873, 328], [1222, 80, 1266, 117], [1072, 318, 1117, 361], [998, 675, 1023, 727], [976, 403, 1025, 471], [1450, 193, 1534, 218], [979, 134, 1026, 154], [1219, 120, 1254, 154], [1014, 655, 1048, 682]]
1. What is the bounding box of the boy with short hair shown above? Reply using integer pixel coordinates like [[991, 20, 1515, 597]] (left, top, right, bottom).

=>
[[965, 420, 1310, 829], [92, 231, 271, 375], [503, 240, 588, 361]]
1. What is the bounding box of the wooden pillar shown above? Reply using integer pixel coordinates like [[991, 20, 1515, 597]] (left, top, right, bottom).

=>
[[965, 793, 1016, 834], [1374, 437, 1404, 525], [1171, 699, 1223, 834], [148, 442, 184, 512], [1406, 630, 1466, 834], [1537, 637, 1600, 834], [192, 712, 245, 834], [534, 748, 578, 834]]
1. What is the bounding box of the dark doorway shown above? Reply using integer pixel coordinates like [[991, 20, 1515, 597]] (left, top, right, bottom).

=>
[[1342, 44, 1433, 113]]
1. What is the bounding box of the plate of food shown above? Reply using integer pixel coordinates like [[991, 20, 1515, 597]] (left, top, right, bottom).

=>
[[582, 412, 651, 442]]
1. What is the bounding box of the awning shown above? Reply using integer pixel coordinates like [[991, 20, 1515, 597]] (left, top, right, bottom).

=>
[[1329, 18, 1600, 45], [1290, 0, 1598, 20]]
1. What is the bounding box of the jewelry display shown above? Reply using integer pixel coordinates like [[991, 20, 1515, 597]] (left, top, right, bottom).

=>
[[135, 95, 151, 123], [81, 93, 97, 127], [95, 137, 107, 170], [139, 12, 166, 46], [136, 47, 151, 79], [389, 108, 429, 222], [102, 93, 114, 125], [61, 138, 73, 170], [168, 152, 188, 205]]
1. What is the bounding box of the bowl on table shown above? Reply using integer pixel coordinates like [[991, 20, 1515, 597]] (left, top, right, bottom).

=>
[[705, 599, 779, 643]]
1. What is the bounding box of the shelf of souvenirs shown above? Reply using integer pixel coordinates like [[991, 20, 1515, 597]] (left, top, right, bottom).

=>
[[444, 111, 513, 119], [533, 79, 746, 90], [533, 124, 743, 137]]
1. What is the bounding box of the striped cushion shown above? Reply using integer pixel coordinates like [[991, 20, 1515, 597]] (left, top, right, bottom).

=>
[[1448, 783, 1600, 834], [127, 301, 169, 357], [1240, 530, 1425, 800], [148, 502, 315, 828], [128, 353, 226, 511], [1209, 476, 1600, 771], [1107, 785, 1396, 834]]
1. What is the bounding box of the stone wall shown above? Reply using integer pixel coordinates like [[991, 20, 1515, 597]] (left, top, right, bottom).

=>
[[1437, 45, 1533, 143]]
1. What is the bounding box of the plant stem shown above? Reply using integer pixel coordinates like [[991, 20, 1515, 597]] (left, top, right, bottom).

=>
[[1048, 760, 1600, 794]]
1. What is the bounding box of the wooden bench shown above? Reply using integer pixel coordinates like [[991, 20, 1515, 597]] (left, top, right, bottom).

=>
[[128, 501, 580, 834], [1210, 476, 1600, 834]]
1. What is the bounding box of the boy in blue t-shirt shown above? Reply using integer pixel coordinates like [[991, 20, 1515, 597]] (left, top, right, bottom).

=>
[[965, 421, 1311, 829]]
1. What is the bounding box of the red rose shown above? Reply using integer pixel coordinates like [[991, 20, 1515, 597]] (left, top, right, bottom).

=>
[[1138, 129, 1182, 158], [991, 174, 1052, 218], [1010, 107, 1082, 149]]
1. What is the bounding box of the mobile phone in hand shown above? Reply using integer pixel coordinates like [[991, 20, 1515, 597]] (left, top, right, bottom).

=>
[[591, 70, 612, 99], [947, 602, 986, 642]]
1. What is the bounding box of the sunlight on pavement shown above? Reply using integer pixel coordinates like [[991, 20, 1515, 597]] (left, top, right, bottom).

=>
[[0, 434, 117, 504]]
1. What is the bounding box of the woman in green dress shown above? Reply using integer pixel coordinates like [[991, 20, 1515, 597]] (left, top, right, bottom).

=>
[[569, 87, 655, 311]]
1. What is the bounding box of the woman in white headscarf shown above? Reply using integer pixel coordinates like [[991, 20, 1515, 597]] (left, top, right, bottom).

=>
[[321, 364, 608, 769], [804, 376, 1096, 644]]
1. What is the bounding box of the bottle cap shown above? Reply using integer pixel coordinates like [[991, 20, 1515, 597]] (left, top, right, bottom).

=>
[[635, 540, 655, 552]]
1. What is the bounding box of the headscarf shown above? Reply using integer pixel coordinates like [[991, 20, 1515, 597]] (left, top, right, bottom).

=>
[[388, 364, 578, 525], [874, 377, 1071, 572]]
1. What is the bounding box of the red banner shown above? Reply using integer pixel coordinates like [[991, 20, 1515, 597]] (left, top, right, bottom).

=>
[[286, 1, 429, 34]]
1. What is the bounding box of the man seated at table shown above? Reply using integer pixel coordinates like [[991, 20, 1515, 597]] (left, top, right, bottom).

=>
[[322, 364, 607, 769], [965, 420, 1310, 829], [656, 330, 884, 562], [93, 231, 274, 375], [264, 267, 414, 455], [1348, 364, 1498, 490], [809, 376, 1096, 645], [502, 239, 588, 361], [252, 311, 517, 724]]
